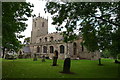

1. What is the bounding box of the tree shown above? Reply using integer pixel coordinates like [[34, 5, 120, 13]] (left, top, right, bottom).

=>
[[45, 2, 120, 62], [102, 49, 111, 58], [2, 2, 34, 58], [23, 37, 30, 45]]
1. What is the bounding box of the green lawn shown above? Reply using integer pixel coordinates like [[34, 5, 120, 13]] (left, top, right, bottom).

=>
[[2, 58, 120, 78]]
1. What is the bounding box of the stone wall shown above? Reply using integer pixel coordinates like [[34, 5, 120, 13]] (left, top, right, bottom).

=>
[[31, 16, 48, 44], [30, 16, 100, 60]]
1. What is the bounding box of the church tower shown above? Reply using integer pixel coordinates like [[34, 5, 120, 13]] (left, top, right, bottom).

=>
[[31, 14, 48, 44]]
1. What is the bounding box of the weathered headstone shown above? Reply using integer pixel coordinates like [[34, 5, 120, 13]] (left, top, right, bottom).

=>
[[42, 55, 45, 62], [115, 60, 120, 64], [63, 58, 71, 73], [33, 54, 37, 61], [52, 56, 58, 66], [52, 50, 58, 66]]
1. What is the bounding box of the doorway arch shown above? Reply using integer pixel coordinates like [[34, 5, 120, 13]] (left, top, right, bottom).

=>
[[37, 46, 40, 53]]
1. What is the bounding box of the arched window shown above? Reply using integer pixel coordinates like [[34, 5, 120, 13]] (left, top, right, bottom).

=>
[[45, 37, 47, 42], [50, 36, 53, 41], [37, 46, 40, 53], [43, 46, 47, 53], [40, 38, 41, 42], [60, 45, 64, 54]]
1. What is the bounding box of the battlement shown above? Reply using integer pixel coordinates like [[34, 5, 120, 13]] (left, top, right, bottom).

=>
[[48, 32, 59, 34], [32, 13, 48, 21]]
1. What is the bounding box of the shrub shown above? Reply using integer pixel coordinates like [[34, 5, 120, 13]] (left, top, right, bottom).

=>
[[18, 54, 24, 59], [5, 54, 9, 59], [5, 54, 17, 60], [102, 49, 111, 58], [25, 54, 31, 58]]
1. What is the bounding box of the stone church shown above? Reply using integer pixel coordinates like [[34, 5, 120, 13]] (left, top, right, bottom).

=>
[[30, 15, 100, 60]]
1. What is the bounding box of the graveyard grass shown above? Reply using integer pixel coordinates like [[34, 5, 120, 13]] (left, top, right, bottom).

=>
[[2, 58, 120, 78]]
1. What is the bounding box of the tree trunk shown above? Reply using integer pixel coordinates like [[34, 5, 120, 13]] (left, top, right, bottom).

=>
[[98, 52, 103, 65], [2, 47, 5, 58], [66, 42, 69, 57], [67, 43, 68, 54], [98, 58, 102, 65]]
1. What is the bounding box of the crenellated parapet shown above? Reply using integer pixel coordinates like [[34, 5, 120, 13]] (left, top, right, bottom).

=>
[[32, 13, 48, 22]]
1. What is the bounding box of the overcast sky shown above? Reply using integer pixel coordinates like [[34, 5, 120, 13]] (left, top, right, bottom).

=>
[[19, 0, 57, 43]]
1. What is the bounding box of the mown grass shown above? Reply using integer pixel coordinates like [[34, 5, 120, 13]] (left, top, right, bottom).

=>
[[2, 58, 120, 78]]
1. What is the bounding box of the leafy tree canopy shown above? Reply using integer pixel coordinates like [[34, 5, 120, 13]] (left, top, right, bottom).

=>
[[45, 1, 120, 58], [23, 37, 30, 45], [2, 2, 34, 53]]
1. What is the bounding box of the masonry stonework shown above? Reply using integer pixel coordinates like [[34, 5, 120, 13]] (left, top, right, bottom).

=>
[[30, 16, 100, 60]]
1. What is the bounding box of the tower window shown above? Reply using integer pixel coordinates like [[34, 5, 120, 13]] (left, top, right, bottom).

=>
[[40, 38, 41, 42], [35, 22, 36, 27], [42, 22, 44, 27], [45, 37, 47, 42], [50, 36, 53, 42]]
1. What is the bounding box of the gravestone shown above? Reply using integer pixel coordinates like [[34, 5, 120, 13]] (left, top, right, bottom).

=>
[[115, 60, 120, 64], [63, 58, 71, 73], [42, 55, 45, 62], [52, 50, 58, 66], [33, 54, 37, 61], [52, 56, 58, 66]]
